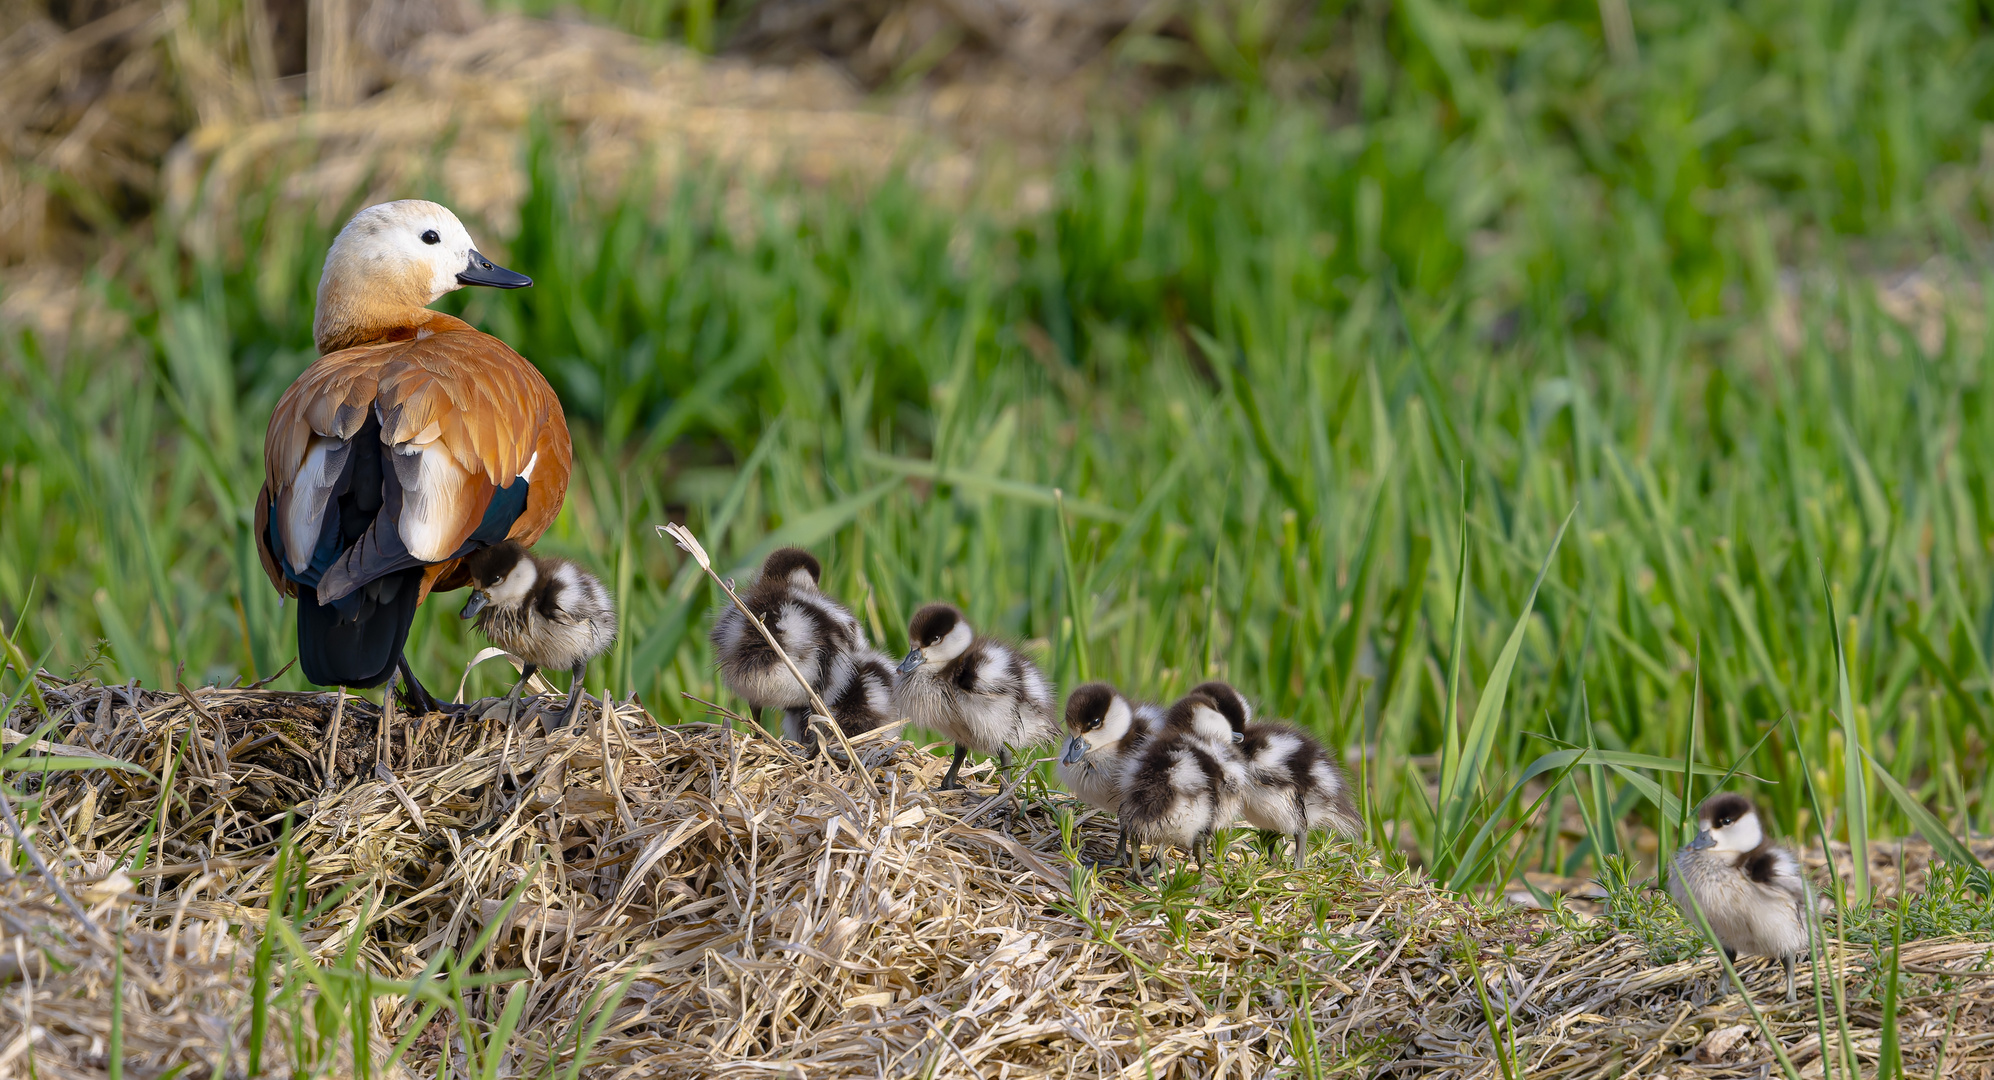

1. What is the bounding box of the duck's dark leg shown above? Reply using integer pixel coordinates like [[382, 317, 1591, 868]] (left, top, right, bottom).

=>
[[379, 667, 400, 767], [554, 661, 589, 731], [998, 746, 1015, 777], [1293, 829, 1309, 871], [939, 745, 969, 790], [396, 656, 467, 717], [1782, 955, 1796, 1003]]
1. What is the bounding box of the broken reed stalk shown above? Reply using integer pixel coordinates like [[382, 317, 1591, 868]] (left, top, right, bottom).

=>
[[656, 522, 869, 773]]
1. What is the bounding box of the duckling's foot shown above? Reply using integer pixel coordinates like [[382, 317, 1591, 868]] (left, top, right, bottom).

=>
[[937, 745, 970, 791]]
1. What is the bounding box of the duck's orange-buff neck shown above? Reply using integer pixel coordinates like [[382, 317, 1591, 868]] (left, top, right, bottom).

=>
[[313, 259, 441, 354]]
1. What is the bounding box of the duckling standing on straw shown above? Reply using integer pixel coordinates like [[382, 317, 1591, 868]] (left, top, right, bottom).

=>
[[893, 603, 1058, 790], [1058, 681, 1166, 866], [1189, 681, 1361, 869], [1116, 687, 1248, 882], [458, 541, 616, 730], [1670, 793, 1811, 1001], [710, 547, 894, 746]]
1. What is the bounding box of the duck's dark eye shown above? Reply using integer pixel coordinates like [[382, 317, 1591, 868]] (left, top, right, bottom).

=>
[[420, 229, 441, 245]]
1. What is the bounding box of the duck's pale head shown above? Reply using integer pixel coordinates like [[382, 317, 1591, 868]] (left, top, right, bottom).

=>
[[314, 200, 531, 353]]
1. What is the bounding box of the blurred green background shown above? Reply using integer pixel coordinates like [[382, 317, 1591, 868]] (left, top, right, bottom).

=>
[[6, 0, 1994, 892]]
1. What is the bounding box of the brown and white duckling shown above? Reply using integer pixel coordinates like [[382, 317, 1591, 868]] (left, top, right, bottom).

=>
[[458, 541, 617, 729], [1670, 793, 1811, 1001], [1115, 688, 1248, 883], [710, 547, 867, 725], [894, 603, 1058, 790], [1057, 682, 1167, 865], [1191, 681, 1361, 869], [778, 646, 899, 749]]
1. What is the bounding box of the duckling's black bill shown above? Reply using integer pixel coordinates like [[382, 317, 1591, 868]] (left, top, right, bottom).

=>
[[897, 649, 925, 675], [459, 590, 490, 619], [1688, 830, 1715, 850], [457, 250, 532, 289], [1060, 736, 1086, 766]]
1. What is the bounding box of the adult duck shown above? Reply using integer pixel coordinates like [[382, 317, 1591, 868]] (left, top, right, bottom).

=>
[[255, 200, 571, 713]]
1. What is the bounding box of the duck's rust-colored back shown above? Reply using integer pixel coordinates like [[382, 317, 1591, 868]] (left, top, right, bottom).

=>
[[256, 311, 571, 606]]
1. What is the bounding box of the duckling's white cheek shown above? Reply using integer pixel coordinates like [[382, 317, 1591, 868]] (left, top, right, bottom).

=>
[[1099, 699, 1133, 742], [929, 620, 974, 663]]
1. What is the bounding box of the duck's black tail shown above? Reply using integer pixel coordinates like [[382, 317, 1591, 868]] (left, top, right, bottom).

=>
[[295, 566, 425, 689]]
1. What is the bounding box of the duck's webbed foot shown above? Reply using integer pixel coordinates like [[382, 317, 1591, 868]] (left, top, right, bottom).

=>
[[397, 658, 469, 717]]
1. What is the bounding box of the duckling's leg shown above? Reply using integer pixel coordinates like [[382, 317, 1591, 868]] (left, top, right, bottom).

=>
[[503, 663, 539, 724], [939, 745, 970, 790], [1782, 955, 1796, 1003], [553, 661, 588, 731], [1292, 829, 1308, 871], [998, 746, 1015, 777]]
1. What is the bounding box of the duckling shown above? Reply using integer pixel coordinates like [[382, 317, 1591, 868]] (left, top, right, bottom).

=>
[[779, 646, 899, 749], [1670, 793, 1811, 1001], [457, 541, 617, 729], [1190, 681, 1362, 869], [710, 547, 866, 724], [1057, 682, 1167, 866], [894, 603, 1058, 790], [1116, 688, 1248, 883]]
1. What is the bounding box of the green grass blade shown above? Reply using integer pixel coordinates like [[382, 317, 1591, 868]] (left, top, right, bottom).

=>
[[1440, 504, 1574, 856], [1861, 744, 1991, 896], [1822, 565, 1869, 905]]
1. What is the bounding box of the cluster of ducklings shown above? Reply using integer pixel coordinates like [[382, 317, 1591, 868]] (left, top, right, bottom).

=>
[[450, 542, 1816, 990], [707, 547, 1363, 880]]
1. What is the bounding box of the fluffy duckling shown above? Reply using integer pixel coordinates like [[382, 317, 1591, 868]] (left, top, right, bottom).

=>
[[1190, 681, 1362, 869], [894, 603, 1058, 790], [778, 646, 899, 749], [1116, 688, 1248, 882], [1670, 793, 1811, 1001], [458, 541, 617, 729], [1057, 682, 1167, 865], [710, 548, 866, 722]]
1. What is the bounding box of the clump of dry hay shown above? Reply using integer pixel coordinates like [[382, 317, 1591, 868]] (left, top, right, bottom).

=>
[[1, 671, 1992, 1078]]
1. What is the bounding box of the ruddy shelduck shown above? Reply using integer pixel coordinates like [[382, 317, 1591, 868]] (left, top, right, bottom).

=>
[[255, 200, 572, 712]]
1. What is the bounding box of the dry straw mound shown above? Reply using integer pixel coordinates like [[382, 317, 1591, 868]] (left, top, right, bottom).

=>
[[0, 671, 1989, 1077]]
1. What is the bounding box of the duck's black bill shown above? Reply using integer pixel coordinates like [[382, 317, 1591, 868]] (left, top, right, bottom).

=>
[[459, 591, 489, 619], [896, 649, 925, 675], [458, 250, 532, 289], [1059, 737, 1086, 766]]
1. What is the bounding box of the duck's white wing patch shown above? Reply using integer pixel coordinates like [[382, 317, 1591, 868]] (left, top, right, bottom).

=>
[[391, 436, 477, 562], [282, 435, 351, 575]]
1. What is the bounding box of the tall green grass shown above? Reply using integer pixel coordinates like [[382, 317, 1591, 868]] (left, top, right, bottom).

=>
[[6, 0, 1994, 895]]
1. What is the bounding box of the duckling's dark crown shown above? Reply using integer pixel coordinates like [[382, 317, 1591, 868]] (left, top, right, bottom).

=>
[[759, 547, 821, 585], [1701, 792, 1755, 827], [908, 603, 964, 645], [1064, 682, 1120, 727], [460, 540, 529, 586], [1163, 690, 1221, 730], [1187, 680, 1249, 732]]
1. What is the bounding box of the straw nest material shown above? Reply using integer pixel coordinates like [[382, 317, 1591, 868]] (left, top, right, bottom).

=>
[[1, 671, 1992, 1078]]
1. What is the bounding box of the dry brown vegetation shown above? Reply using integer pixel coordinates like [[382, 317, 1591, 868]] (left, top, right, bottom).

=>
[[0, 673, 1988, 1077]]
